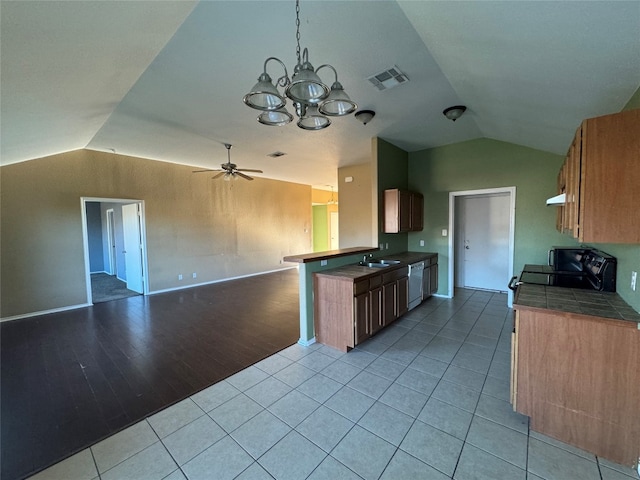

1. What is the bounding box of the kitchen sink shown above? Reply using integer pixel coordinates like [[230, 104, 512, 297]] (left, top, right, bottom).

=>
[[359, 259, 401, 268]]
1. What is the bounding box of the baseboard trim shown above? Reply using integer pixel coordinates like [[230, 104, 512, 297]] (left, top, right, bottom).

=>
[[148, 267, 297, 296], [1, 303, 93, 323], [2, 267, 298, 322], [298, 337, 316, 347]]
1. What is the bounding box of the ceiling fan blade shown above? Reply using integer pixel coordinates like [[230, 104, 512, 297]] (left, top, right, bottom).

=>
[[236, 168, 263, 173], [235, 172, 254, 181], [211, 171, 226, 179], [192, 169, 219, 173]]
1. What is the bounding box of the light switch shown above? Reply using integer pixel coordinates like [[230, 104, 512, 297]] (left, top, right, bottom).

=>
[[419, 240, 425, 247], [441, 229, 448, 237]]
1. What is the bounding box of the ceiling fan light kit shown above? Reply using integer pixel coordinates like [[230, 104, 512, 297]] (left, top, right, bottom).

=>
[[243, 0, 357, 130], [443, 105, 467, 121]]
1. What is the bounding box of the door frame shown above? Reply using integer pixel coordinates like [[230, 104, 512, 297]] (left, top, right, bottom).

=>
[[106, 208, 117, 276], [80, 197, 150, 304], [448, 186, 516, 306]]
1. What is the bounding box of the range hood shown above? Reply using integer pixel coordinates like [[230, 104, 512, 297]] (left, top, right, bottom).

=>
[[546, 193, 566, 206]]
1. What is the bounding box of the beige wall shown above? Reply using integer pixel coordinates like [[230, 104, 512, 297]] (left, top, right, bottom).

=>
[[311, 188, 338, 205], [1, 149, 312, 318], [337, 162, 376, 249]]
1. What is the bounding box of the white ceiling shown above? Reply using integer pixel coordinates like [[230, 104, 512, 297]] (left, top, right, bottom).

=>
[[2, 1, 639, 190]]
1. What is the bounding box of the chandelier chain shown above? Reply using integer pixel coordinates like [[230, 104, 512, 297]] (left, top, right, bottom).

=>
[[295, 0, 301, 65]]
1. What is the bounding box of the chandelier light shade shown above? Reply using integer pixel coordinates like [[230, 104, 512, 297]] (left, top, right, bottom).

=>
[[297, 105, 331, 130], [443, 105, 467, 121], [258, 107, 294, 126], [244, 70, 286, 110], [243, 0, 357, 130]]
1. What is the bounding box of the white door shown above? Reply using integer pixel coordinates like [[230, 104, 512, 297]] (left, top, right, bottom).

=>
[[458, 193, 510, 291], [122, 203, 144, 293], [330, 212, 339, 250]]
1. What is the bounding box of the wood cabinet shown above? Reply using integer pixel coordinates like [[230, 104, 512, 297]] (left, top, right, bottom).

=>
[[369, 276, 383, 335], [511, 307, 640, 465], [383, 189, 424, 233], [382, 267, 408, 325], [314, 265, 409, 351], [422, 255, 438, 299], [556, 109, 640, 243]]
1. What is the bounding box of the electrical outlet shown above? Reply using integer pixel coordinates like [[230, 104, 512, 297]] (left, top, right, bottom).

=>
[[320, 260, 328, 266], [178, 274, 183, 280], [192, 272, 197, 279], [420, 240, 425, 247], [631, 271, 637, 291]]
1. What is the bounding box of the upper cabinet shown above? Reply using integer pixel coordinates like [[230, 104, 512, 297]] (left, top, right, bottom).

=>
[[383, 189, 424, 233], [556, 109, 640, 244]]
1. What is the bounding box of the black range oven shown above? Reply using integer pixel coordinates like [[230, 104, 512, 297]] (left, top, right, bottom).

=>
[[509, 247, 616, 292]]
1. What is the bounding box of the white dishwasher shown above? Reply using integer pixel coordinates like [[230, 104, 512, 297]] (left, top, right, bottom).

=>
[[408, 261, 425, 310]]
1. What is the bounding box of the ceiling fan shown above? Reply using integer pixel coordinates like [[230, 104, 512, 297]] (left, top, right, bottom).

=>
[[193, 143, 263, 181]]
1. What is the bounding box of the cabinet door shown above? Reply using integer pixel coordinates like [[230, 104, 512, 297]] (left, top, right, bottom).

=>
[[580, 109, 640, 243], [399, 190, 412, 232], [422, 265, 431, 300], [410, 193, 424, 231], [567, 131, 581, 236], [382, 282, 397, 326], [510, 311, 519, 409], [397, 277, 408, 317], [430, 263, 438, 294], [556, 162, 567, 233], [369, 286, 383, 335], [354, 292, 369, 345]]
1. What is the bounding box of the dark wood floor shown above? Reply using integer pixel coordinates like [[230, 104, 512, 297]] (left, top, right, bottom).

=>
[[1, 269, 300, 480]]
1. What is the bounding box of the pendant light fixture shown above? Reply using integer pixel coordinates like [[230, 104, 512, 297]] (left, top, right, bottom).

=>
[[243, 0, 357, 130]]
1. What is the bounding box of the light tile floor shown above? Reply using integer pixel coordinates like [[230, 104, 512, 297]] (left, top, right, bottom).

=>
[[28, 289, 639, 480]]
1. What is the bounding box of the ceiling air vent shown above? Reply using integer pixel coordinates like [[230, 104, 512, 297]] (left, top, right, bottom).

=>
[[267, 151, 286, 158], [367, 66, 409, 91]]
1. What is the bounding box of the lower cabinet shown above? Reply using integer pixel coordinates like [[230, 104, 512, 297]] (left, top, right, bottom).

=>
[[314, 266, 408, 352], [422, 255, 439, 299], [511, 307, 640, 465]]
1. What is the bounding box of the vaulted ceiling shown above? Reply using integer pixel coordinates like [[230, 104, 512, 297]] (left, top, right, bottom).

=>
[[2, 1, 639, 189]]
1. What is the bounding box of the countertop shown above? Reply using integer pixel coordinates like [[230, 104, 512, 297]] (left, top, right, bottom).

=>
[[283, 246, 379, 264], [313, 251, 437, 281], [514, 283, 640, 325]]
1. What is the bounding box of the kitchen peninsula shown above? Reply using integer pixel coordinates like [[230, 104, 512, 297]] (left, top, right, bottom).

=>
[[283, 248, 437, 350]]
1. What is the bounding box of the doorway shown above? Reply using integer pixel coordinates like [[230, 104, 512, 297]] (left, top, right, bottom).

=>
[[448, 187, 515, 305], [81, 198, 149, 304], [330, 211, 339, 250]]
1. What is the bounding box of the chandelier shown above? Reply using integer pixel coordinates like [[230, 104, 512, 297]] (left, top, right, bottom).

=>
[[243, 0, 357, 131]]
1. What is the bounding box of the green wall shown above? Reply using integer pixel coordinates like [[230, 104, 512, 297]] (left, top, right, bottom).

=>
[[407, 138, 569, 296], [376, 138, 410, 254], [312, 205, 329, 252]]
